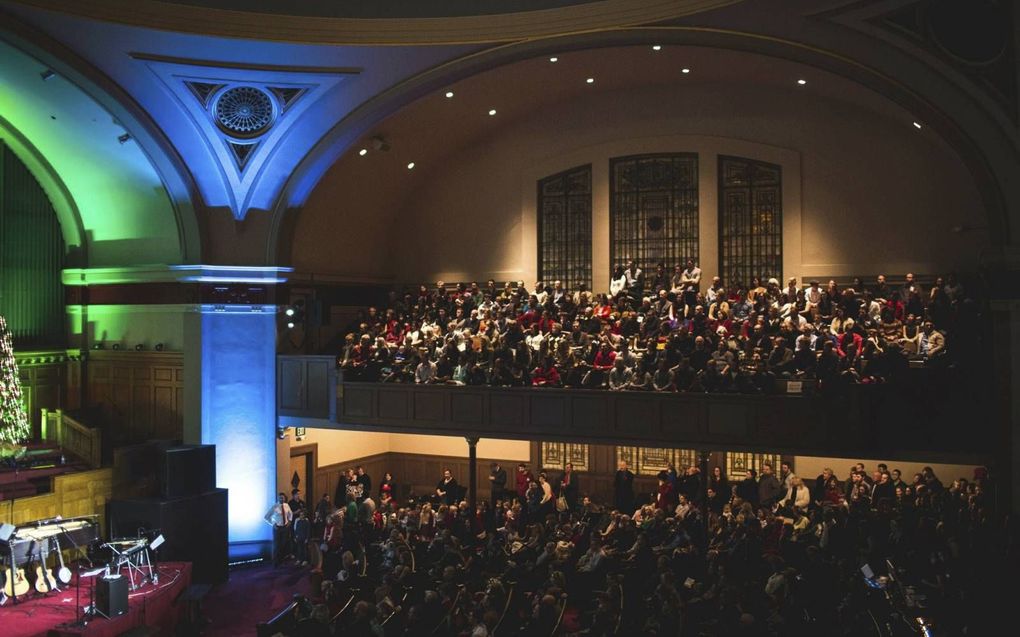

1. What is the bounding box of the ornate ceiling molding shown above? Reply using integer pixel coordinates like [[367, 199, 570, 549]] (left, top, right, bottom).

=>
[[8, 0, 744, 44], [135, 54, 356, 219]]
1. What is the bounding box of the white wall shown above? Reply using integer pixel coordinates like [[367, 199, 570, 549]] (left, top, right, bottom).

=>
[[793, 455, 982, 484], [286, 428, 530, 469], [296, 81, 986, 287]]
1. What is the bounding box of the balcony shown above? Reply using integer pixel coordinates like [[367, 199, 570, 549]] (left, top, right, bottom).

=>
[[277, 356, 995, 463]]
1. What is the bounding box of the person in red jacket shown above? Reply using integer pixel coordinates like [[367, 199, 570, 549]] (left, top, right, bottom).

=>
[[656, 471, 676, 511], [515, 463, 533, 506], [531, 356, 561, 387], [583, 341, 616, 388]]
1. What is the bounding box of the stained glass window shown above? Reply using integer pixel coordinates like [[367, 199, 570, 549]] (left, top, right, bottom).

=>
[[538, 165, 592, 294], [718, 156, 783, 290], [541, 442, 590, 472], [725, 452, 783, 480], [616, 447, 697, 476], [610, 154, 698, 274]]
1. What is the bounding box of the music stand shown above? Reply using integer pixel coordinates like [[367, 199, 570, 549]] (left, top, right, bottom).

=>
[[74, 565, 107, 626]]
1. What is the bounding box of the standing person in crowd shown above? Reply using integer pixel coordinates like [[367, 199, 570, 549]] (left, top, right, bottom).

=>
[[264, 492, 293, 567], [488, 462, 507, 504], [614, 460, 635, 513], [288, 488, 305, 517], [680, 258, 702, 315], [436, 468, 458, 505], [558, 462, 579, 510], [758, 463, 784, 509], [356, 466, 372, 503], [515, 463, 532, 506], [737, 468, 759, 506], [293, 509, 310, 566]]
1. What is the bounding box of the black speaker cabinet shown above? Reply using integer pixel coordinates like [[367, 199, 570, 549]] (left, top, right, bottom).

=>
[[108, 488, 228, 585], [97, 574, 128, 617], [161, 445, 216, 499]]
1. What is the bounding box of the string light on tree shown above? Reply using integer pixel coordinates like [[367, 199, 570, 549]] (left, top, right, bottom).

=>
[[0, 315, 31, 444]]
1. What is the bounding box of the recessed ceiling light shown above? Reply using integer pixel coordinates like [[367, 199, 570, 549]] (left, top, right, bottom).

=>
[[549, 56, 558, 63], [488, 109, 497, 116], [681, 68, 690, 74], [445, 91, 454, 98], [407, 162, 415, 170], [913, 121, 922, 129], [652, 45, 662, 51], [358, 148, 368, 156], [797, 79, 807, 85], [586, 77, 595, 84]]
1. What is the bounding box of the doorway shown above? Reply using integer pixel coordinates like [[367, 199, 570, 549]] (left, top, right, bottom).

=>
[[289, 444, 318, 507]]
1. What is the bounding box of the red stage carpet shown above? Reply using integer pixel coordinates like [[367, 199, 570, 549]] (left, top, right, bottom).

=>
[[0, 562, 191, 637]]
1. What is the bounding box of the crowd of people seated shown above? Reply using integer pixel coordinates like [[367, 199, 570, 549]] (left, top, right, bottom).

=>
[[337, 262, 979, 393], [265, 458, 1002, 636]]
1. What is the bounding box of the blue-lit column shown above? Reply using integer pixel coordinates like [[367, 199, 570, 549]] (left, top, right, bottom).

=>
[[181, 267, 289, 547]]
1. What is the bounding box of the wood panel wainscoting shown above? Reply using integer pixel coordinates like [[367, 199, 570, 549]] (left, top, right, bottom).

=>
[[312, 444, 795, 509], [86, 350, 184, 447], [7, 467, 114, 537], [15, 349, 79, 439]]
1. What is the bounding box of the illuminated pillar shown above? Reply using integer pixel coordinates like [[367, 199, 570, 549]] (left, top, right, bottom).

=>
[[182, 267, 289, 546]]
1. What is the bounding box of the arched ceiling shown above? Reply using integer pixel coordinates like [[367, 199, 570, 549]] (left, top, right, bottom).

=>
[[1, 0, 1016, 269], [0, 37, 184, 266]]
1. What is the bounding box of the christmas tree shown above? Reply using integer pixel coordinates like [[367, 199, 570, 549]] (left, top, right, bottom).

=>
[[0, 315, 31, 444]]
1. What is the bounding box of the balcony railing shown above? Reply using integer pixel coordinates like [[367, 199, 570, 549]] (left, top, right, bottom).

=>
[[277, 356, 994, 462]]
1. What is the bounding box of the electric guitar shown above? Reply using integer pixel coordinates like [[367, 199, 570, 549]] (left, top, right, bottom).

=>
[[2, 565, 29, 597], [33, 543, 58, 593]]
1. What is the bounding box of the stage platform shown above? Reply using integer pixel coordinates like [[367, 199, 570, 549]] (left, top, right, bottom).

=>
[[1, 562, 192, 637]]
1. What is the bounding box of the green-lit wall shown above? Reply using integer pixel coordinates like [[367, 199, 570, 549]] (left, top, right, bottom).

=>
[[0, 140, 64, 347]]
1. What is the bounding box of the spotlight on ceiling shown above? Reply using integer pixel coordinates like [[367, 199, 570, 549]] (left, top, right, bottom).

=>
[[445, 91, 454, 98], [797, 79, 807, 85], [40, 69, 55, 81], [681, 68, 691, 74], [155, 343, 165, 351], [488, 109, 497, 116], [358, 148, 368, 156], [586, 77, 595, 84], [912, 121, 922, 129], [370, 135, 390, 152], [135, 344, 144, 351], [407, 162, 415, 170], [652, 45, 662, 51], [117, 133, 131, 144], [549, 56, 559, 63]]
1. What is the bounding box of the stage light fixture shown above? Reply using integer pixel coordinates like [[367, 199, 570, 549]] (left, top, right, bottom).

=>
[[358, 148, 368, 156], [286, 321, 295, 329], [681, 68, 690, 74], [40, 69, 55, 81], [134, 344, 144, 351], [912, 121, 922, 129], [112, 343, 121, 350], [117, 133, 131, 144], [285, 308, 295, 317]]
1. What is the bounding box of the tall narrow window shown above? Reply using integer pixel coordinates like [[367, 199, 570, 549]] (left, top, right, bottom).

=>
[[718, 156, 782, 289], [538, 165, 592, 293], [610, 154, 698, 273]]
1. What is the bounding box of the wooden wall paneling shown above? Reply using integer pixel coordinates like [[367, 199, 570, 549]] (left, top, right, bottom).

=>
[[14, 353, 68, 438], [85, 351, 184, 446], [10, 468, 113, 536]]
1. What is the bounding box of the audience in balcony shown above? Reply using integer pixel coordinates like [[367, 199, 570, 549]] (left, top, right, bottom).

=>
[[337, 265, 978, 393]]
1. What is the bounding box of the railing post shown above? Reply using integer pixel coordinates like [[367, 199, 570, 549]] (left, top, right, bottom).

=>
[[466, 436, 479, 514]]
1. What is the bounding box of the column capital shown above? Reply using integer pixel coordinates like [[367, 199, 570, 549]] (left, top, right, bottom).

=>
[[465, 436, 479, 446]]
